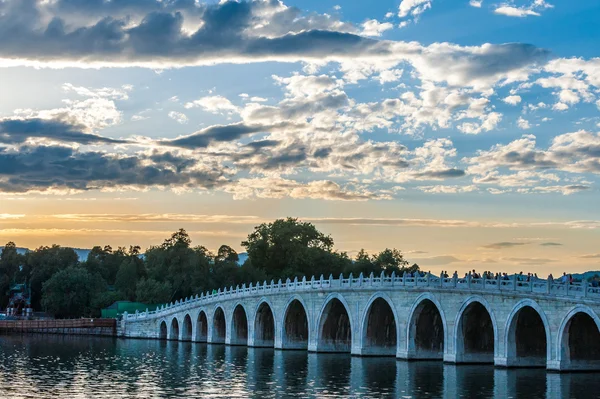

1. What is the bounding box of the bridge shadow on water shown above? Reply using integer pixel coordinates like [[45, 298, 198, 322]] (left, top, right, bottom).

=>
[[0, 335, 600, 398]]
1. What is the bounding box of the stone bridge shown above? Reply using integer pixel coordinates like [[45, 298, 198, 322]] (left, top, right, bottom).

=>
[[121, 273, 600, 372]]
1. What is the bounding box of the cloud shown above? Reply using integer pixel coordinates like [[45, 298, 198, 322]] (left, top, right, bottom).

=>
[[465, 131, 600, 181], [494, 6, 540, 17], [482, 241, 528, 249], [0, 118, 128, 145], [470, 0, 483, 7], [540, 242, 562, 246], [517, 117, 531, 129], [168, 111, 188, 124], [162, 122, 286, 149], [579, 254, 600, 259], [0, 214, 24, 220], [0, 144, 229, 194], [224, 177, 392, 201], [502, 257, 557, 265], [361, 19, 394, 37], [503, 95, 522, 105], [52, 214, 263, 224], [418, 185, 477, 194], [184, 95, 240, 114], [411, 255, 461, 266], [494, 1, 553, 18], [398, 0, 432, 18]]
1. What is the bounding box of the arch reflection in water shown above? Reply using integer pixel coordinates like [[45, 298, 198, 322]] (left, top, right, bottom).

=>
[[2, 336, 600, 398]]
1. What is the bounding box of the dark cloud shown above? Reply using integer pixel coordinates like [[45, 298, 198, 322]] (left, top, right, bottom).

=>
[[162, 123, 271, 149], [0, 118, 128, 145], [0, 0, 548, 76], [540, 242, 562, 247], [0, 144, 228, 193], [0, 0, 379, 66], [415, 168, 466, 179], [482, 242, 528, 249]]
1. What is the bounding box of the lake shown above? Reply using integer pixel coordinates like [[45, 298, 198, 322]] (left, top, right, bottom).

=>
[[0, 335, 598, 398]]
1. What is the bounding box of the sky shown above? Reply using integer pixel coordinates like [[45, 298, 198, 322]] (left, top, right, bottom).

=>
[[0, 0, 599, 275]]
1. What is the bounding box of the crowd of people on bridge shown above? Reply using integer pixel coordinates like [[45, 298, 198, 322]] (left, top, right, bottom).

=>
[[404, 269, 593, 286]]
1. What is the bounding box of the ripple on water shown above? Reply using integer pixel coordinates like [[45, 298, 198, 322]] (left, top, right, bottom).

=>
[[0, 336, 599, 398]]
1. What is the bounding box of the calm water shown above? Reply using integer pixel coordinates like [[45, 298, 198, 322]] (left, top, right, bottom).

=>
[[0, 335, 599, 398]]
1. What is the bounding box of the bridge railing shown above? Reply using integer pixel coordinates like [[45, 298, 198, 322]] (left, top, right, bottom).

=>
[[124, 273, 600, 321]]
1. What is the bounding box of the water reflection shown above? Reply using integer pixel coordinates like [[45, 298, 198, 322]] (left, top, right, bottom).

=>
[[0, 335, 599, 398]]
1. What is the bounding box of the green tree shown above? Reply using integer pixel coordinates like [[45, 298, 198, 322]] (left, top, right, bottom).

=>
[[242, 218, 335, 278], [0, 242, 24, 308], [115, 258, 139, 301], [372, 248, 411, 273], [28, 245, 79, 309], [216, 245, 239, 263], [41, 267, 104, 318], [135, 278, 172, 304]]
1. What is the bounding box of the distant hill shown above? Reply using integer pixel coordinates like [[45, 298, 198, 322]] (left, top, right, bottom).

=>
[[1, 246, 248, 265], [0, 246, 91, 262]]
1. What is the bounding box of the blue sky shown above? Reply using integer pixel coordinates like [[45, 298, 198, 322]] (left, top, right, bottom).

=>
[[0, 0, 599, 273]]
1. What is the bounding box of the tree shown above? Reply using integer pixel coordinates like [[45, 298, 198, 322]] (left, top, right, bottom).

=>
[[41, 267, 104, 318], [216, 245, 239, 263], [136, 278, 172, 304], [242, 218, 335, 278], [372, 248, 411, 273], [0, 242, 24, 308], [115, 258, 139, 301], [28, 245, 79, 309]]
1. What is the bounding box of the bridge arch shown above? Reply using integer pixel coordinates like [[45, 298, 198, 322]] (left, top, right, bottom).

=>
[[212, 306, 226, 344], [360, 292, 398, 356], [231, 303, 249, 345], [454, 295, 497, 363], [169, 316, 180, 340], [159, 320, 167, 340], [407, 293, 446, 359], [282, 295, 310, 350], [316, 293, 353, 353], [196, 310, 208, 342], [182, 313, 193, 341], [504, 299, 550, 367], [254, 299, 275, 347], [557, 305, 600, 371]]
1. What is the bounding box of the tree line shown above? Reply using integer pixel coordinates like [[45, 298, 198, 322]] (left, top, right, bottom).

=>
[[0, 218, 419, 318]]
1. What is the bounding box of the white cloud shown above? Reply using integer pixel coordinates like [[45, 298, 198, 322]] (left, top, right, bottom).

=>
[[361, 19, 394, 37], [494, 6, 540, 17], [517, 117, 531, 129], [399, 0, 432, 18], [62, 83, 132, 100], [470, 0, 483, 7], [503, 95, 522, 105], [494, 0, 553, 18], [168, 111, 188, 124], [418, 185, 477, 194], [552, 102, 569, 111], [184, 95, 239, 114]]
